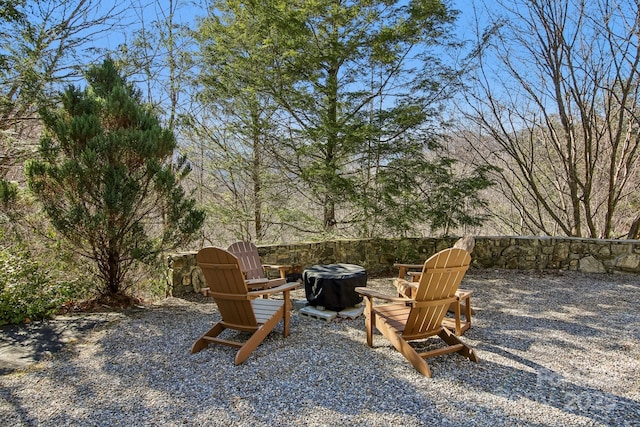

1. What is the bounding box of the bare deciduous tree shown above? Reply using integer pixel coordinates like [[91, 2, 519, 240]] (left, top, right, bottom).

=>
[[0, 0, 125, 130], [1, 0, 126, 193], [460, 0, 640, 238]]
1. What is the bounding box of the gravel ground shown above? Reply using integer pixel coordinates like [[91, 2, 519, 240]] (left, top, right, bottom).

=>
[[1, 269, 639, 426]]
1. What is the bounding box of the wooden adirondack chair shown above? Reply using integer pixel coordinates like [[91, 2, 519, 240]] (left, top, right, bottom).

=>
[[356, 248, 478, 377], [227, 241, 292, 291], [191, 247, 299, 365], [393, 236, 476, 335]]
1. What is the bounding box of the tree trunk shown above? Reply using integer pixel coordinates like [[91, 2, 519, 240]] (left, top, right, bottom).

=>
[[251, 109, 263, 240], [628, 216, 640, 240]]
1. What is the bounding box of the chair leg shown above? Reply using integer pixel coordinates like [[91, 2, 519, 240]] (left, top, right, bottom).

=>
[[235, 307, 285, 365], [283, 290, 291, 337], [463, 295, 473, 327], [438, 328, 478, 362], [448, 292, 473, 335], [363, 296, 374, 347], [191, 323, 225, 354], [377, 317, 432, 377], [453, 299, 462, 336]]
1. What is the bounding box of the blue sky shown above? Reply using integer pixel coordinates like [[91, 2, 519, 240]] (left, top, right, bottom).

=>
[[97, 0, 487, 51]]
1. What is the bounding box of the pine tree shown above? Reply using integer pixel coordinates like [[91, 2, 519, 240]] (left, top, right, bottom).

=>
[[26, 59, 204, 297], [196, 0, 487, 237]]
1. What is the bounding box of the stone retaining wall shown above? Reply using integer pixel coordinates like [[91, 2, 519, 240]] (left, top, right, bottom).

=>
[[167, 236, 640, 296]]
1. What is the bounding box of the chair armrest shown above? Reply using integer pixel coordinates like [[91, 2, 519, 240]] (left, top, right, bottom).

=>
[[408, 271, 421, 282], [248, 281, 300, 297], [355, 287, 412, 303], [246, 277, 286, 291], [393, 263, 423, 278], [263, 263, 292, 270], [393, 278, 419, 298], [262, 264, 293, 279], [393, 263, 423, 269], [246, 278, 269, 286]]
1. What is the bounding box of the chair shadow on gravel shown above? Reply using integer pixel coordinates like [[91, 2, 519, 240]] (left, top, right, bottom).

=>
[[75, 300, 638, 425], [466, 343, 639, 425], [2, 270, 639, 426]]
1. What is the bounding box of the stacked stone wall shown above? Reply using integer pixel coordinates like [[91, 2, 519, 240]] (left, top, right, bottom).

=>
[[167, 236, 640, 296]]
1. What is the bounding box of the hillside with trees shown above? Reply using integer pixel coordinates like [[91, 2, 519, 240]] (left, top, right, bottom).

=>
[[1, 0, 639, 322]]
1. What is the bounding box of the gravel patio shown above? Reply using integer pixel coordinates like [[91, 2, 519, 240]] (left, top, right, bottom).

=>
[[1, 269, 639, 426]]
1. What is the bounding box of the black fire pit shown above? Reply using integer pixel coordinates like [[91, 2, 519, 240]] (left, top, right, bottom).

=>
[[303, 263, 367, 311]]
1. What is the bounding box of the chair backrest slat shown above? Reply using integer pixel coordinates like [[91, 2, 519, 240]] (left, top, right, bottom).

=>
[[227, 241, 266, 280], [197, 247, 257, 327], [404, 248, 471, 337]]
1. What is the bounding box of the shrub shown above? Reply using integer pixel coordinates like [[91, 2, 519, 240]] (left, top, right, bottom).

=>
[[0, 179, 18, 206], [0, 249, 82, 325]]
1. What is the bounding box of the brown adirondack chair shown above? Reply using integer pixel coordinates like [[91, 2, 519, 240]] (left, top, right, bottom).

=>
[[191, 247, 299, 365], [227, 241, 292, 291], [393, 236, 476, 335], [356, 248, 478, 377]]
